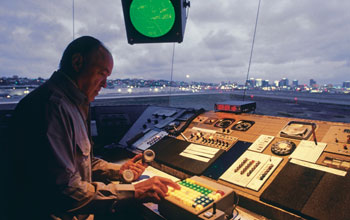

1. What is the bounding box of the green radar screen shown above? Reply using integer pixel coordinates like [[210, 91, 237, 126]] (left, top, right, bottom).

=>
[[121, 0, 190, 44], [130, 0, 175, 38]]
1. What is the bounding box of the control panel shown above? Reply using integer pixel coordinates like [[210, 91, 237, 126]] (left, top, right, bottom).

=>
[[182, 127, 238, 151], [220, 151, 282, 191], [115, 108, 350, 220], [322, 125, 350, 156], [131, 130, 168, 151], [248, 135, 274, 153], [119, 106, 199, 149], [322, 156, 350, 171], [167, 179, 221, 212], [159, 176, 236, 220]]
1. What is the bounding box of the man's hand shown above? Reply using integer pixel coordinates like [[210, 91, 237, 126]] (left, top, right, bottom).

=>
[[119, 154, 146, 181], [134, 176, 180, 203]]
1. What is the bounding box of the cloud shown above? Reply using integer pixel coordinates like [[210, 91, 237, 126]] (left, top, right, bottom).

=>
[[0, 0, 349, 85]]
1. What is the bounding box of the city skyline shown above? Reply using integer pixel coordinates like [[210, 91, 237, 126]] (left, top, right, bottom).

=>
[[1, 74, 349, 88]]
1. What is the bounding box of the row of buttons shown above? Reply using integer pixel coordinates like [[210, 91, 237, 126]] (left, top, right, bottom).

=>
[[233, 158, 261, 176], [259, 164, 274, 180], [186, 131, 237, 150], [146, 135, 163, 145], [167, 179, 223, 212]]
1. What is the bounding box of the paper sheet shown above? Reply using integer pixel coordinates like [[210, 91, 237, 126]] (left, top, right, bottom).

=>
[[179, 143, 219, 162], [180, 152, 210, 162], [289, 140, 327, 163]]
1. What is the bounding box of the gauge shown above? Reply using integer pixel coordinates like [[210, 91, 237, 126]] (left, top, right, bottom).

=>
[[214, 118, 235, 128], [231, 120, 255, 131]]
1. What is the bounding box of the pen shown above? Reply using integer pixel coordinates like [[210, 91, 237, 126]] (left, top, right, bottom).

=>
[[311, 124, 317, 145]]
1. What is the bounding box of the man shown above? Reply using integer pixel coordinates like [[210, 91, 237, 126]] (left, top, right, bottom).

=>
[[7, 36, 179, 219]]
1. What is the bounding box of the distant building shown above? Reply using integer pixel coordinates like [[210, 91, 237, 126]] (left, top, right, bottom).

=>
[[246, 78, 255, 87], [279, 78, 289, 87], [310, 79, 316, 87], [262, 80, 269, 87], [256, 78, 263, 87], [292, 80, 298, 87], [343, 81, 350, 88]]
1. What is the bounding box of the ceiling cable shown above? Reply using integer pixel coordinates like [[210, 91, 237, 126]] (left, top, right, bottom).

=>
[[72, 0, 75, 40], [243, 0, 262, 101], [168, 43, 176, 105]]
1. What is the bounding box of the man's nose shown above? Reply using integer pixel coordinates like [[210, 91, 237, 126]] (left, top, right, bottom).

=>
[[102, 79, 107, 88]]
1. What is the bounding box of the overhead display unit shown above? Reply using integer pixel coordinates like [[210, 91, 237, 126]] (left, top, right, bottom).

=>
[[121, 0, 190, 44]]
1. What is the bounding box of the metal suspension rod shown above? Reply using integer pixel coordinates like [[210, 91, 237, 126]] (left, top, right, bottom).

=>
[[72, 0, 75, 40], [243, 0, 262, 101], [168, 43, 176, 104]]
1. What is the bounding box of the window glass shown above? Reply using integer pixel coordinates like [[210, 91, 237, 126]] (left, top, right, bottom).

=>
[[0, 1, 349, 122]]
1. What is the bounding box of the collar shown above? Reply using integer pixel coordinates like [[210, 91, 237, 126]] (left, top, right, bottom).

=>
[[49, 70, 89, 107]]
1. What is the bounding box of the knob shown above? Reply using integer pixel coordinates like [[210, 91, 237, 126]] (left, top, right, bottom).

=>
[[142, 124, 147, 129], [154, 120, 158, 124], [122, 170, 134, 183], [162, 115, 166, 119], [147, 118, 151, 123], [143, 149, 155, 163]]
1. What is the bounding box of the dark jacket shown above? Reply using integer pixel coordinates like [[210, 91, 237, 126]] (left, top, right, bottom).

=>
[[6, 71, 134, 220]]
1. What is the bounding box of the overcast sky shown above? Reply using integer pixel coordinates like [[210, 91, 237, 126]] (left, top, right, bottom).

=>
[[1, 0, 350, 85]]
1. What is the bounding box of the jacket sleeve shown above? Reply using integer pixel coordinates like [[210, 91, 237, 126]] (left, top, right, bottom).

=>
[[45, 98, 134, 215], [91, 157, 122, 181]]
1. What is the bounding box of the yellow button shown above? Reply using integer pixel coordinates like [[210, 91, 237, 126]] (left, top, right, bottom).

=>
[[196, 205, 204, 211]]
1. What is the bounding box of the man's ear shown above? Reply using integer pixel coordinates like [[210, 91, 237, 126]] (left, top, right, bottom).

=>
[[72, 53, 83, 72]]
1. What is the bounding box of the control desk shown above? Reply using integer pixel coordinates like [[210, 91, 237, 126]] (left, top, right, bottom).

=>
[[115, 106, 350, 220]]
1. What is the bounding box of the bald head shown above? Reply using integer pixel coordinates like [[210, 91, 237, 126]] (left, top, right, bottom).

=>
[[59, 36, 111, 76], [59, 36, 114, 102]]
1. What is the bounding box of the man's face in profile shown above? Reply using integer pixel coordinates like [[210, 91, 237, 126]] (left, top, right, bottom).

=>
[[78, 47, 113, 102]]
